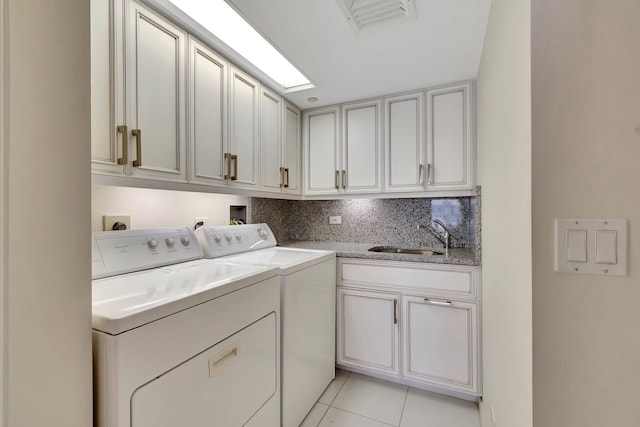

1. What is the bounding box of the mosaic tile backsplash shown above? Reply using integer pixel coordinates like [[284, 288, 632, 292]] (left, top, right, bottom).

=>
[[250, 190, 481, 252]]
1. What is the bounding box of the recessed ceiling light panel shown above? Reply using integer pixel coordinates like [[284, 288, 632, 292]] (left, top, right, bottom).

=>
[[168, 0, 312, 90]]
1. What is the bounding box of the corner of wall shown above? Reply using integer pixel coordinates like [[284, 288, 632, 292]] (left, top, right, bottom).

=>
[[475, 0, 532, 425]]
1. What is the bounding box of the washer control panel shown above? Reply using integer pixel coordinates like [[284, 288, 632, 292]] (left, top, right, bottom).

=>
[[92, 227, 203, 279], [194, 223, 277, 258]]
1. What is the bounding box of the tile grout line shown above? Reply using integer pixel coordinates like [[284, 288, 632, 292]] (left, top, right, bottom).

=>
[[315, 370, 351, 427], [326, 406, 397, 427], [396, 386, 410, 427], [328, 371, 351, 406]]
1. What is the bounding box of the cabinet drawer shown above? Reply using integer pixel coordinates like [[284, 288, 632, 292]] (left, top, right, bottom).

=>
[[338, 258, 478, 300]]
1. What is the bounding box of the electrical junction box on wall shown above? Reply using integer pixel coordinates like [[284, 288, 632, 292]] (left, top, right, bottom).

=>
[[554, 218, 627, 276]]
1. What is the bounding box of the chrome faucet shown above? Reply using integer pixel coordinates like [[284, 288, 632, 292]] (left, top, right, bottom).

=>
[[417, 220, 451, 250]]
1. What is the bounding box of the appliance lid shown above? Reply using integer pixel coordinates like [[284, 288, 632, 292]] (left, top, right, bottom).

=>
[[92, 259, 279, 335], [220, 247, 336, 275]]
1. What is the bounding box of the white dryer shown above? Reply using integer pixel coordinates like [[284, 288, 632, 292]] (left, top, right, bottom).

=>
[[195, 224, 336, 427], [92, 227, 281, 427]]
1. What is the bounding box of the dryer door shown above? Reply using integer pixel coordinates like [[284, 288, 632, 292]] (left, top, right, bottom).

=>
[[131, 312, 278, 426]]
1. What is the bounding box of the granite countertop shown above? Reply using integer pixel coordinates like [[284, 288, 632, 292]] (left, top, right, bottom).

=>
[[280, 241, 479, 266]]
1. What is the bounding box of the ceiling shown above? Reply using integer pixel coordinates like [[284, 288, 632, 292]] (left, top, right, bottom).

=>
[[227, 0, 492, 109]]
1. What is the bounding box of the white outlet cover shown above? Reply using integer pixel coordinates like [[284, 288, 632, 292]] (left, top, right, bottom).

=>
[[329, 216, 342, 225]]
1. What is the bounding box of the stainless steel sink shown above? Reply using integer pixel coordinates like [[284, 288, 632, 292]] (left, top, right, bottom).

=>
[[368, 246, 444, 256]]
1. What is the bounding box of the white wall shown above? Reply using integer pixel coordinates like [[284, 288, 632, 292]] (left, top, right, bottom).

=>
[[3, 0, 92, 426], [532, 1, 640, 426], [476, 0, 532, 425], [92, 185, 249, 231]]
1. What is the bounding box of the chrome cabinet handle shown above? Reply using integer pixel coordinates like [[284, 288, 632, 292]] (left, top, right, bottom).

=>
[[132, 129, 142, 167], [231, 154, 238, 181], [393, 299, 398, 324], [423, 298, 452, 306], [427, 163, 433, 184], [335, 170, 340, 190], [116, 125, 128, 165], [342, 169, 346, 189], [419, 164, 423, 185], [284, 168, 290, 188], [279, 167, 286, 188]]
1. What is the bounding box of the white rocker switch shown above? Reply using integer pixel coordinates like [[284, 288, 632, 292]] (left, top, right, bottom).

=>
[[595, 230, 617, 264], [566, 229, 587, 263]]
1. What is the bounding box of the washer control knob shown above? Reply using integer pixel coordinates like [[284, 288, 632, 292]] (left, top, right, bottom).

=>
[[180, 236, 191, 246], [224, 234, 232, 243], [213, 235, 222, 243], [235, 234, 242, 241], [257, 228, 268, 240], [147, 239, 159, 249], [165, 238, 175, 247]]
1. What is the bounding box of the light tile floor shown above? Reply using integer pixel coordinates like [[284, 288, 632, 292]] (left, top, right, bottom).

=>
[[300, 370, 480, 427]]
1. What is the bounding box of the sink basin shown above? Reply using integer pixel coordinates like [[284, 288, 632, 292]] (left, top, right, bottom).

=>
[[368, 246, 444, 256]]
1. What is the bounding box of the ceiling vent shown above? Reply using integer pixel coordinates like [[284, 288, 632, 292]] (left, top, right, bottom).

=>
[[336, 0, 416, 30]]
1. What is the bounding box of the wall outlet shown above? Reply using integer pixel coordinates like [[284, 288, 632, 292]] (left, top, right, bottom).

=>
[[329, 215, 342, 225], [103, 215, 131, 231], [194, 216, 209, 229]]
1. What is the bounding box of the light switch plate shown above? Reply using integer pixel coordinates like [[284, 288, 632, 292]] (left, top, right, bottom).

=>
[[554, 219, 627, 276]]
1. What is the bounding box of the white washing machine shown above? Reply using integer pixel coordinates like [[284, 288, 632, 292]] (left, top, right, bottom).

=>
[[92, 226, 281, 427], [195, 224, 336, 427]]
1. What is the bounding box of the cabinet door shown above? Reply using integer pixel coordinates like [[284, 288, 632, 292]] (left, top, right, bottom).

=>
[[402, 296, 478, 394], [229, 67, 260, 189], [426, 82, 474, 190], [342, 100, 382, 193], [188, 37, 227, 186], [91, 0, 126, 175], [304, 107, 340, 195], [259, 87, 283, 192], [282, 101, 301, 194], [337, 288, 399, 375], [127, 0, 187, 182], [384, 92, 425, 192]]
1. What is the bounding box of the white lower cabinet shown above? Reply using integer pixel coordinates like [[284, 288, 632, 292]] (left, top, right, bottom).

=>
[[402, 296, 478, 395], [337, 258, 481, 398], [337, 288, 399, 375]]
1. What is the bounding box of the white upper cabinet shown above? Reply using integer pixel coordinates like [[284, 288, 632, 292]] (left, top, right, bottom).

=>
[[91, 0, 187, 182], [426, 82, 474, 190], [91, 0, 126, 175], [91, 1, 474, 197], [303, 107, 340, 195], [282, 102, 302, 194], [341, 100, 383, 193], [127, 0, 187, 182], [260, 88, 283, 192], [261, 96, 302, 194], [304, 101, 382, 195], [228, 66, 260, 189], [188, 37, 227, 186], [384, 91, 426, 193], [188, 46, 261, 190]]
